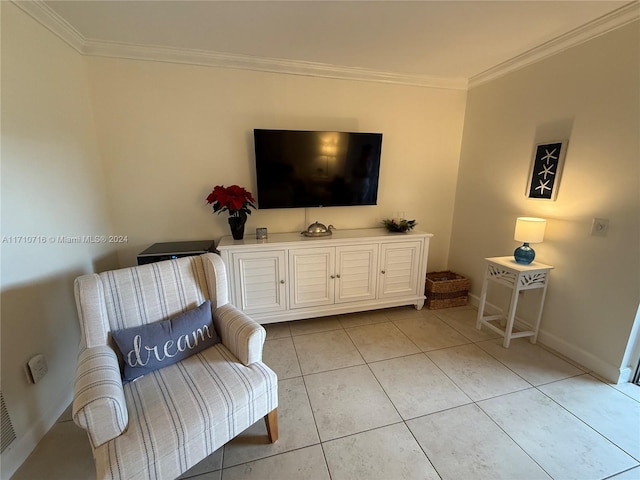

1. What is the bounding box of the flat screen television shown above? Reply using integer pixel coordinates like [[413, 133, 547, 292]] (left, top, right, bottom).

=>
[[254, 129, 383, 209]]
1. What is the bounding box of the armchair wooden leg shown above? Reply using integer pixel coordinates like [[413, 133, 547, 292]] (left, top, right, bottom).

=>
[[264, 408, 278, 443]]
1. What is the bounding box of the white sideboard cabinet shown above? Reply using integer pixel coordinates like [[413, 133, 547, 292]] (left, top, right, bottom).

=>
[[217, 228, 433, 324]]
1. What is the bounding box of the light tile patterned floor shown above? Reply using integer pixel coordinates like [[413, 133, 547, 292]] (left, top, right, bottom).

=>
[[13, 306, 640, 480]]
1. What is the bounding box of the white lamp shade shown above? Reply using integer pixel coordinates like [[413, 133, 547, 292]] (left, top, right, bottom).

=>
[[514, 217, 546, 243]]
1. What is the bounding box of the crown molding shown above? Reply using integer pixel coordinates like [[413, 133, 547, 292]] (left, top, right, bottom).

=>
[[13, 0, 639, 92], [469, 1, 640, 88], [82, 40, 468, 90], [12, 0, 85, 53], [11, 0, 466, 90]]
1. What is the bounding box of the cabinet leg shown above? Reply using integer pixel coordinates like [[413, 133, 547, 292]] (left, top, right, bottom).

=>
[[476, 274, 489, 330], [531, 284, 550, 344], [503, 287, 520, 348]]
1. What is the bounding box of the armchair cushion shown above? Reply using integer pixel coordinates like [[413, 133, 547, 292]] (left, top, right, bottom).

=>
[[73, 345, 129, 448], [92, 343, 277, 480], [112, 300, 220, 381]]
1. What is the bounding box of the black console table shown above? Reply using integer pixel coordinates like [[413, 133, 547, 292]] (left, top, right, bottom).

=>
[[137, 240, 216, 265]]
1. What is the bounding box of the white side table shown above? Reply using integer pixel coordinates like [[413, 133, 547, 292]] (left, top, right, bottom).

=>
[[476, 256, 553, 348]]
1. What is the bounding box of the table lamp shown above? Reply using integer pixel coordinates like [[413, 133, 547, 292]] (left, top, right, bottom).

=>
[[514, 217, 546, 264]]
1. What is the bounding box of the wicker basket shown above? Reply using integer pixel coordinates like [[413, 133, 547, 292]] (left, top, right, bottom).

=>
[[425, 271, 471, 309]]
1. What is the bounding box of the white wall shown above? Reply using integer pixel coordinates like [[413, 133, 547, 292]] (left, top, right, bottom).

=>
[[0, 4, 116, 477], [449, 22, 640, 382], [0, 8, 467, 474], [84, 57, 467, 269]]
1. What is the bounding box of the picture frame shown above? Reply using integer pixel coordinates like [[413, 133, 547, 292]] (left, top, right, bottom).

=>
[[526, 140, 568, 201]]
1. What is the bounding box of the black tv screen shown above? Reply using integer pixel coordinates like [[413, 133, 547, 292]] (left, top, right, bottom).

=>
[[254, 129, 383, 209]]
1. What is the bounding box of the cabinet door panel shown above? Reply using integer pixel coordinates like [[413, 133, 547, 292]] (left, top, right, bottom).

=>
[[232, 250, 287, 314], [289, 247, 334, 309], [378, 241, 422, 298], [335, 244, 378, 304]]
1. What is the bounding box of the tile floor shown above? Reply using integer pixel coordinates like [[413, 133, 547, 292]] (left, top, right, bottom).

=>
[[12, 306, 640, 480]]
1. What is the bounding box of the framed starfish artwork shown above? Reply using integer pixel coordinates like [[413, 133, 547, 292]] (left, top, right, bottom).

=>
[[526, 140, 568, 201]]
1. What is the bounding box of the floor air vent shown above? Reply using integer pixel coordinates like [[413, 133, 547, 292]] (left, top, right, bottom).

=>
[[1, 391, 17, 452]]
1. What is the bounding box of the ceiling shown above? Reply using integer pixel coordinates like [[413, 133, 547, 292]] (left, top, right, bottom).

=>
[[27, 1, 638, 88]]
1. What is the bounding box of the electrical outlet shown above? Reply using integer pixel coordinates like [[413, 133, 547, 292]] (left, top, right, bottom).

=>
[[591, 218, 609, 237], [27, 354, 48, 384]]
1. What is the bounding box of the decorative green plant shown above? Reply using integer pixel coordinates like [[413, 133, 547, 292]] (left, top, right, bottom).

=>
[[382, 218, 417, 233]]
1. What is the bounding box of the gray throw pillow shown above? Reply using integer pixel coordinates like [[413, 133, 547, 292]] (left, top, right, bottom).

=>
[[112, 300, 220, 382]]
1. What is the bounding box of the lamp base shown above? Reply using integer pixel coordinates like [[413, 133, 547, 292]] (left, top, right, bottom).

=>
[[514, 243, 535, 265]]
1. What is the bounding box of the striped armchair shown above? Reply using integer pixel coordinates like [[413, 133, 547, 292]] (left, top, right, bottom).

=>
[[72, 253, 278, 480]]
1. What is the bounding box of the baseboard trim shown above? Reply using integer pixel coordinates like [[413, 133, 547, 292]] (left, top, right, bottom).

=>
[[536, 330, 624, 383], [0, 387, 74, 480], [617, 367, 633, 384], [468, 293, 623, 383]]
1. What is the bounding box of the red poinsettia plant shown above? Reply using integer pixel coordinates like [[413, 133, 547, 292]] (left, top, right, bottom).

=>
[[206, 185, 256, 220]]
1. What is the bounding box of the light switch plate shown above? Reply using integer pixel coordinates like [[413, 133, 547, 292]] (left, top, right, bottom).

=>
[[27, 354, 48, 384]]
